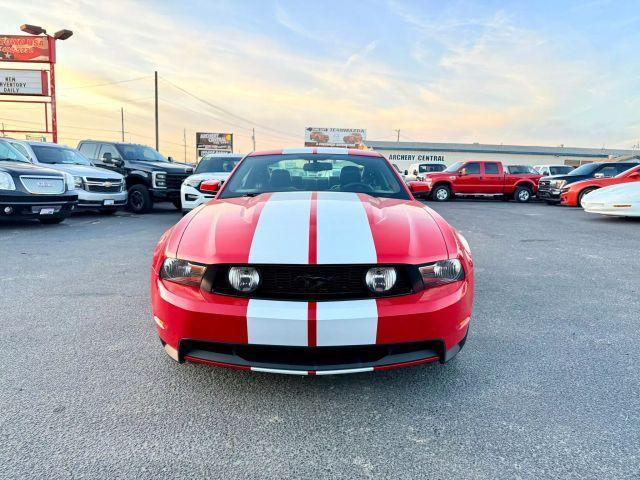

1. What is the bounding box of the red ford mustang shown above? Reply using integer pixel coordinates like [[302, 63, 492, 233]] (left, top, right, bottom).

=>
[[150, 148, 474, 375]]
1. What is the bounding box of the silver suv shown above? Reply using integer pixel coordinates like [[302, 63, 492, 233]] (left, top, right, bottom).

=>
[[5, 139, 127, 214]]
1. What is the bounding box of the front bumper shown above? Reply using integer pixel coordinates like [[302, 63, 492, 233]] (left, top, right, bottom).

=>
[[560, 190, 578, 206], [76, 189, 127, 210], [151, 273, 473, 375], [150, 188, 181, 202], [181, 185, 215, 212], [0, 193, 78, 220], [537, 188, 561, 202]]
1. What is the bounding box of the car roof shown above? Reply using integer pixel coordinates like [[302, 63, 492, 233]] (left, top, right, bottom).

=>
[[248, 147, 382, 158], [79, 140, 148, 147]]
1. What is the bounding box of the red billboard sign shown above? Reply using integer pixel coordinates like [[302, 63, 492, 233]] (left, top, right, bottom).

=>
[[0, 35, 51, 63]]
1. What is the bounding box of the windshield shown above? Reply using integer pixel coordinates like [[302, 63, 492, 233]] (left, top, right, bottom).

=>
[[549, 166, 573, 175], [0, 141, 29, 163], [31, 145, 91, 165], [443, 162, 463, 173], [195, 156, 241, 174], [507, 165, 536, 174], [568, 163, 599, 176], [220, 154, 410, 200], [117, 144, 166, 162]]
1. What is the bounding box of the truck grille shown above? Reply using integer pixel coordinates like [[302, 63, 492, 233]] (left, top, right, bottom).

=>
[[538, 180, 551, 190], [166, 173, 189, 190], [85, 178, 123, 193], [207, 264, 415, 301], [20, 176, 65, 195]]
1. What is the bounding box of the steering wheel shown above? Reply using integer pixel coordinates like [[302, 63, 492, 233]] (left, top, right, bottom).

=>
[[340, 182, 373, 193]]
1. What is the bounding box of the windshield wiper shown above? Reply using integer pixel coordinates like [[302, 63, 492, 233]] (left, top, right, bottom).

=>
[[241, 192, 260, 197], [0, 157, 26, 162]]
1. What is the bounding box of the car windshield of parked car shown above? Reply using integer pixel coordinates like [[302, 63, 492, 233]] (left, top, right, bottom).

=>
[[117, 144, 166, 162], [507, 165, 537, 174], [220, 154, 410, 200], [443, 162, 463, 173], [568, 164, 599, 176], [549, 166, 573, 175], [31, 145, 91, 165], [0, 141, 29, 163], [195, 156, 240, 174]]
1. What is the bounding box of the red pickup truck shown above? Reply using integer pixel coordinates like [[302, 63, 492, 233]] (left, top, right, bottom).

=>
[[424, 161, 543, 202]]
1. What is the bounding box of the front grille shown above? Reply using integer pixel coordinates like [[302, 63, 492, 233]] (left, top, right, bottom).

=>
[[85, 178, 123, 193], [538, 180, 551, 189], [20, 176, 65, 194], [166, 173, 189, 190], [205, 264, 416, 301]]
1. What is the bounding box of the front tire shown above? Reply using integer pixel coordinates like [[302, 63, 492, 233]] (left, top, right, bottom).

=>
[[127, 185, 153, 214], [578, 188, 597, 208], [431, 185, 452, 202], [514, 186, 532, 203]]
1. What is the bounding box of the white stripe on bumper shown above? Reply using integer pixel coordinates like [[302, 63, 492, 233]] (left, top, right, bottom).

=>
[[247, 299, 308, 346], [316, 299, 378, 346]]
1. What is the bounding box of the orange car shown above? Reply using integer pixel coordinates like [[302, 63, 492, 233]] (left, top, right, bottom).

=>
[[560, 164, 640, 207]]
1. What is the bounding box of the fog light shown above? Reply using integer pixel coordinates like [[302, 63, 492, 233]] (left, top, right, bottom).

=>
[[3, 206, 13, 214], [228, 266, 260, 293], [365, 267, 397, 293]]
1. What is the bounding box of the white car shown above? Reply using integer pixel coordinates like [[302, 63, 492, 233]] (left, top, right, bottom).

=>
[[180, 154, 243, 213], [582, 182, 640, 217], [533, 164, 574, 176]]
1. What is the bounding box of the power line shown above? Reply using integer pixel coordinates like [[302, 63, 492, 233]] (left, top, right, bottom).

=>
[[159, 76, 299, 141], [57, 75, 152, 92]]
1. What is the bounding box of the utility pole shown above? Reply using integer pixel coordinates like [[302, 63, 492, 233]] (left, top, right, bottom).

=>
[[252, 128, 256, 151], [154, 71, 159, 151], [120, 108, 125, 142], [394, 129, 400, 142], [183, 128, 187, 163]]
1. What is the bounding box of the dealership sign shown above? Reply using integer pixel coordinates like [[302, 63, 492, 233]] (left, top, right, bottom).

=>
[[0, 35, 51, 62], [196, 132, 233, 157], [387, 153, 446, 163], [0, 69, 48, 95], [304, 127, 366, 147]]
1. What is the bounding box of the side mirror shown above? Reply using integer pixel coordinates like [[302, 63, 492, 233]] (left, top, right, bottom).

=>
[[459, 168, 466, 176], [114, 159, 125, 168], [167, 156, 174, 163], [199, 180, 221, 193], [594, 173, 605, 179], [408, 181, 430, 194], [103, 152, 113, 164]]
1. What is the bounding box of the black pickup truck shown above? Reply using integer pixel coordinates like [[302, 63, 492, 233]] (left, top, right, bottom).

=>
[[0, 140, 77, 224], [77, 140, 193, 213]]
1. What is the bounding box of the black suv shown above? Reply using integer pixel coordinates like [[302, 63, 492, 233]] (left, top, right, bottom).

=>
[[77, 140, 193, 213], [537, 161, 640, 204], [0, 139, 77, 224]]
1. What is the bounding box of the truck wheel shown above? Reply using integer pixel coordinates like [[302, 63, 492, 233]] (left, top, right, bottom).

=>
[[514, 186, 532, 203], [127, 185, 153, 213], [39, 217, 65, 225], [172, 199, 182, 210], [578, 188, 597, 208], [432, 185, 451, 202]]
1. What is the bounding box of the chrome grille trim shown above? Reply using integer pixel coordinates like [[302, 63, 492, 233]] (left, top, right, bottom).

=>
[[20, 175, 65, 195]]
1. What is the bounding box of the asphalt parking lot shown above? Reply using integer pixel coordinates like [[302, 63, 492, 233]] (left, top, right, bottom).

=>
[[1, 201, 639, 479]]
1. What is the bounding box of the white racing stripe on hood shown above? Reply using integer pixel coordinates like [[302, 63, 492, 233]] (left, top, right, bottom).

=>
[[316, 192, 377, 264], [248, 191, 312, 264]]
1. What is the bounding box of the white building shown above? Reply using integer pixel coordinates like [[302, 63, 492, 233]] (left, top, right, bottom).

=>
[[365, 140, 639, 172]]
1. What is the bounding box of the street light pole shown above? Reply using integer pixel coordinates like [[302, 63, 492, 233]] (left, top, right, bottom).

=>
[[154, 71, 159, 151]]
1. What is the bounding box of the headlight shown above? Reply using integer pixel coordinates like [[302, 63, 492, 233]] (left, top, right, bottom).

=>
[[551, 180, 566, 189], [419, 259, 464, 287], [74, 176, 84, 189], [153, 171, 167, 188], [160, 258, 206, 286], [228, 266, 260, 293], [365, 267, 397, 293], [61, 173, 74, 192], [0, 172, 16, 191], [184, 177, 202, 188]]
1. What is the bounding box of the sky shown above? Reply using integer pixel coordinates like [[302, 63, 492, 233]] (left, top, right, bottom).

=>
[[1, 0, 639, 160]]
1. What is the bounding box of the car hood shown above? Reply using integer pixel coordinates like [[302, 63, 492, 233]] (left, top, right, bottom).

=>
[[0, 160, 66, 177], [172, 191, 450, 265], [129, 160, 193, 174], [584, 183, 640, 202], [185, 172, 231, 183], [38, 163, 124, 179]]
